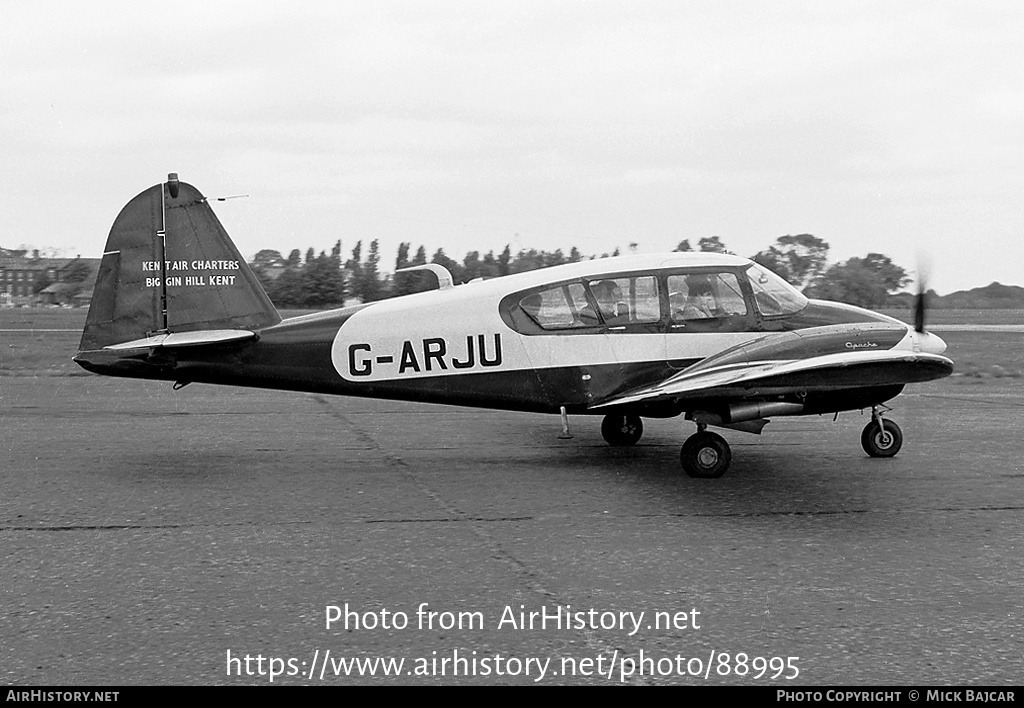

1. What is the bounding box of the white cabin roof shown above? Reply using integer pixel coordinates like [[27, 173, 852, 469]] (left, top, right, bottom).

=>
[[463, 251, 752, 294]]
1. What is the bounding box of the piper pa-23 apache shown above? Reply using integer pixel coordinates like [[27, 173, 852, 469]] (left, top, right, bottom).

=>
[[75, 174, 954, 478]]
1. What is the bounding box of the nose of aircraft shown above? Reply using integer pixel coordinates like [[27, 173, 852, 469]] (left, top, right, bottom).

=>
[[914, 329, 947, 355]]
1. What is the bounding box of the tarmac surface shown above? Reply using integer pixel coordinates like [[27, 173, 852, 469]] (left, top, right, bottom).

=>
[[2, 355, 1023, 685]]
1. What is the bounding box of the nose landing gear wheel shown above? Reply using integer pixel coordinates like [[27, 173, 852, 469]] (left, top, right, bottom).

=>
[[681, 431, 731, 478], [601, 414, 643, 446], [861, 418, 903, 457]]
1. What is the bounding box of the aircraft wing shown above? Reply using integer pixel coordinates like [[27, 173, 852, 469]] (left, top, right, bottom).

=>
[[592, 349, 954, 409]]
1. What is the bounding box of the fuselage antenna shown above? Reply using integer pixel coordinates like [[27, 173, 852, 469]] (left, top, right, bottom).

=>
[[395, 263, 455, 290]]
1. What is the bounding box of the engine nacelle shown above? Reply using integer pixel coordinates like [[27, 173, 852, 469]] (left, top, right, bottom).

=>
[[692, 401, 804, 427]]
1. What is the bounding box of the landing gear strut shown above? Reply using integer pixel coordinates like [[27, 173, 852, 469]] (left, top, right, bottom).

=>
[[680, 425, 732, 478], [601, 413, 643, 446], [861, 407, 903, 458]]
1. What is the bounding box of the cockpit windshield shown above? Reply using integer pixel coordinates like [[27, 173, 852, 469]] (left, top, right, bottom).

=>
[[745, 262, 808, 317]]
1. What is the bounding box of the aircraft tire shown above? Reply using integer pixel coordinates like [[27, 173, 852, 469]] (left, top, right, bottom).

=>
[[680, 431, 731, 478], [861, 419, 903, 457], [601, 414, 644, 446]]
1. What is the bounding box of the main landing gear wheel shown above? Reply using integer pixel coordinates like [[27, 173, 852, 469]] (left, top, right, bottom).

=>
[[861, 418, 903, 458], [681, 431, 732, 478], [601, 414, 644, 446]]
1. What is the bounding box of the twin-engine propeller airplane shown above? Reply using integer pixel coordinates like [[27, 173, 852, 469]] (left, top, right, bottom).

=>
[[75, 174, 954, 478]]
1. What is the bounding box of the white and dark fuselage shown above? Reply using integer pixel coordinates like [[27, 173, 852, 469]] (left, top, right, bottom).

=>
[[77, 252, 947, 419]]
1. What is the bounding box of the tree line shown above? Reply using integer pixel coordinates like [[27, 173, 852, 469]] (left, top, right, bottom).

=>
[[251, 234, 910, 310]]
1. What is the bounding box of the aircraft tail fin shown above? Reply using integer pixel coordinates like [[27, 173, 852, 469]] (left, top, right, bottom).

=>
[[80, 175, 281, 351]]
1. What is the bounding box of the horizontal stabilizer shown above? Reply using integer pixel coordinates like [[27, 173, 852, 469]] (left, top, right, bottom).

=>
[[103, 329, 256, 350]]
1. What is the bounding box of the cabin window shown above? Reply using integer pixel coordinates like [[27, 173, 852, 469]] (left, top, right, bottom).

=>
[[584, 276, 660, 325], [519, 282, 595, 330], [668, 273, 747, 320]]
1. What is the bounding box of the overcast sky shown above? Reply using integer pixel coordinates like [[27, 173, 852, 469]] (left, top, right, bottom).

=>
[[2, 1, 1021, 293]]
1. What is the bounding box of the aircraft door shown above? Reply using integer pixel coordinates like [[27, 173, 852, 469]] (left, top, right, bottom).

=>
[[665, 271, 757, 371], [584, 275, 668, 396]]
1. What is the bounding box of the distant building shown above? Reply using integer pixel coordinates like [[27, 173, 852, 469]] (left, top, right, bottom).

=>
[[0, 249, 100, 307], [38, 282, 85, 306]]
